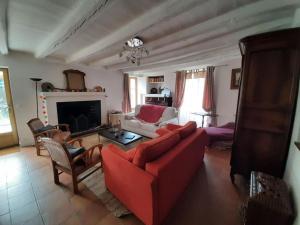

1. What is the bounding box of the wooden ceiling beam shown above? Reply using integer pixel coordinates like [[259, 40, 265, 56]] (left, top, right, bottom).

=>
[[105, 17, 291, 71], [0, 0, 8, 54], [35, 0, 113, 58], [123, 48, 241, 74], [65, 0, 202, 64], [89, 0, 299, 67]]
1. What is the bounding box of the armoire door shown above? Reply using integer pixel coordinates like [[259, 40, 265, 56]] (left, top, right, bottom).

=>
[[231, 28, 300, 179]]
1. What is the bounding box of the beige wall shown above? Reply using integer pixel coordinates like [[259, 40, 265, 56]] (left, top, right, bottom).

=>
[[0, 51, 123, 146], [214, 58, 241, 126]]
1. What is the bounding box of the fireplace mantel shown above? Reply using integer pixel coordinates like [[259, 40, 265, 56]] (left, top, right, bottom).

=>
[[41, 92, 107, 98], [39, 92, 107, 126]]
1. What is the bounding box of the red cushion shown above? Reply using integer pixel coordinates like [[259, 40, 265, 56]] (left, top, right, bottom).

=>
[[127, 148, 137, 162], [136, 105, 166, 123], [165, 123, 182, 131], [155, 127, 172, 136], [106, 144, 136, 162], [133, 131, 181, 168], [178, 121, 197, 138]]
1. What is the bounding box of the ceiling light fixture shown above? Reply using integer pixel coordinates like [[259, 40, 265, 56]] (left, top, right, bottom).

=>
[[119, 37, 149, 66]]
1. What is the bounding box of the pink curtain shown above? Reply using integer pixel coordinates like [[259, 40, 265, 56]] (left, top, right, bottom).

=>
[[122, 73, 131, 113], [203, 66, 217, 126], [173, 71, 187, 109]]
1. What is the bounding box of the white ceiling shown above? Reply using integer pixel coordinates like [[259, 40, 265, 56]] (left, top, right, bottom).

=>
[[1, 0, 300, 73]]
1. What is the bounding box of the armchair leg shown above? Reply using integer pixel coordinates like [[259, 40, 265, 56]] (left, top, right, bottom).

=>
[[72, 173, 79, 194], [35, 141, 41, 156], [52, 163, 60, 184]]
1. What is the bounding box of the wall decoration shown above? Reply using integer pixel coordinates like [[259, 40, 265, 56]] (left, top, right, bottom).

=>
[[230, 68, 241, 90], [41, 82, 55, 92], [93, 85, 105, 92], [39, 95, 48, 125], [63, 69, 86, 91]]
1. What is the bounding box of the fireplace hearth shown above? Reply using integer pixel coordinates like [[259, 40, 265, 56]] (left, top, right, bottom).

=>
[[57, 100, 101, 133]]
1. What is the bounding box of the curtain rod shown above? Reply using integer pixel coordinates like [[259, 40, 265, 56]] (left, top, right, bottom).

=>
[[214, 64, 228, 68], [174, 64, 229, 72]]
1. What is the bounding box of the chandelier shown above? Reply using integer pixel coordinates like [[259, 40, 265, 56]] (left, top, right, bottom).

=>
[[119, 37, 149, 66]]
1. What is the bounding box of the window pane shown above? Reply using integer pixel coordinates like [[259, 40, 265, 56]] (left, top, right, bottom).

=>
[[180, 78, 205, 126], [0, 71, 12, 133]]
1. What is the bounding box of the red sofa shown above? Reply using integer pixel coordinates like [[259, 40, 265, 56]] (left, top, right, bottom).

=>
[[102, 121, 209, 225]]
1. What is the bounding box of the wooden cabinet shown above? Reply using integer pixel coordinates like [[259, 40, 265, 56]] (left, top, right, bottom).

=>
[[145, 96, 172, 106], [230, 28, 300, 181]]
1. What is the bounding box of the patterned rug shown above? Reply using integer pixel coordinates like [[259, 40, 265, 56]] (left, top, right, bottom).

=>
[[82, 170, 132, 217]]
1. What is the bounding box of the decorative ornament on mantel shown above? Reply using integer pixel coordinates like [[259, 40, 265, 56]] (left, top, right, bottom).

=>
[[119, 37, 149, 66]]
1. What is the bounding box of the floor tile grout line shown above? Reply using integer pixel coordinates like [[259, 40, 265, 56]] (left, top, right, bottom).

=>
[[29, 162, 46, 225]]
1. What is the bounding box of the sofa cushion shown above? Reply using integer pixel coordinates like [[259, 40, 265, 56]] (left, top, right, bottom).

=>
[[140, 122, 158, 132], [136, 105, 166, 123], [106, 144, 136, 162], [133, 131, 181, 168], [159, 107, 177, 122], [156, 127, 172, 136], [178, 121, 197, 139], [126, 119, 141, 128]]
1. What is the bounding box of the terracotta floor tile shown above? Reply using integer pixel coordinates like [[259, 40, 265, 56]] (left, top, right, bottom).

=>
[[95, 214, 123, 225], [76, 201, 109, 225], [10, 202, 39, 225], [37, 189, 71, 213], [8, 190, 35, 210], [41, 205, 73, 225], [33, 182, 64, 200], [21, 215, 44, 225], [0, 213, 11, 225], [7, 182, 32, 198], [0, 189, 8, 202], [0, 201, 9, 216], [59, 213, 82, 225]]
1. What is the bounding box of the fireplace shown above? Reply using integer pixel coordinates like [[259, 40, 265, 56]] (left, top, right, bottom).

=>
[[57, 100, 101, 133]]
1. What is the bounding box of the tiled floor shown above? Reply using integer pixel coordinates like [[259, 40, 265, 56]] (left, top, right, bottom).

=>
[[0, 136, 247, 225]]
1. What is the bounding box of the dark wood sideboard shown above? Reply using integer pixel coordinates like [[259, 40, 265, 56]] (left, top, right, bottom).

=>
[[230, 28, 300, 181]]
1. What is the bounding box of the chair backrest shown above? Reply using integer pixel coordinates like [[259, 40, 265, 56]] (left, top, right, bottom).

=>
[[41, 137, 72, 170], [27, 118, 45, 134]]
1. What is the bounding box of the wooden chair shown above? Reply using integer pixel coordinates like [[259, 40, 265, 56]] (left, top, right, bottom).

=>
[[41, 137, 102, 194], [27, 118, 71, 155]]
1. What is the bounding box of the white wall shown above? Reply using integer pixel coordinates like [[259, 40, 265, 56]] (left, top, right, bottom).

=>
[[0, 51, 123, 146], [214, 58, 241, 125], [136, 76, 147, 104], [163, 71, 176, 95], [284, 87, 300, 225]]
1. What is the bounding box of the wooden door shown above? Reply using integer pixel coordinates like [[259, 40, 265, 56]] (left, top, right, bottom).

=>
[[0, 68, 18, 149]]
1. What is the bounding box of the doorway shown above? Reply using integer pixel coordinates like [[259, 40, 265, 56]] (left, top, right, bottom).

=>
[[0, 68, 18, 149]]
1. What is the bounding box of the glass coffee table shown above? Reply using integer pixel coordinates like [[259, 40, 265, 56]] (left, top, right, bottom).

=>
[[98, 128, 143, 146]]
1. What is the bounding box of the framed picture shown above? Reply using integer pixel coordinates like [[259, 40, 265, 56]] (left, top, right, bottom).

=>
[[63, 69, 86, 91], [230, 68, 241, 90]]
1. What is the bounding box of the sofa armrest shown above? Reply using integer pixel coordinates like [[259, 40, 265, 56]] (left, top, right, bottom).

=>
[[120, 112, 135, 127], [102, 149, 158, 225], [158, 117, 179, 127]]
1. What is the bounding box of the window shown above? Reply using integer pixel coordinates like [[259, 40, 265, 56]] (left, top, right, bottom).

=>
[[180, 74, 206, 126], [129, 77, 137, 110]]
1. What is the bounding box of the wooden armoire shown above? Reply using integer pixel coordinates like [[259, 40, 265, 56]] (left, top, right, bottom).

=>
[[230, 28, 300, 182]]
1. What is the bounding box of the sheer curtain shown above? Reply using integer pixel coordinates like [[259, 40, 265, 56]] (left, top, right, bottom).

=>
[[180, 77, 206, 126]]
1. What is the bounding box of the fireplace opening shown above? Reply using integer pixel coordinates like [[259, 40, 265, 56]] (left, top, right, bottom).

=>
[[57, 100, 101, 133]]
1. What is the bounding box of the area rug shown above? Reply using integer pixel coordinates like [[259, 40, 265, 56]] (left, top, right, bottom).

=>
[[82, 170, 132, 217]]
